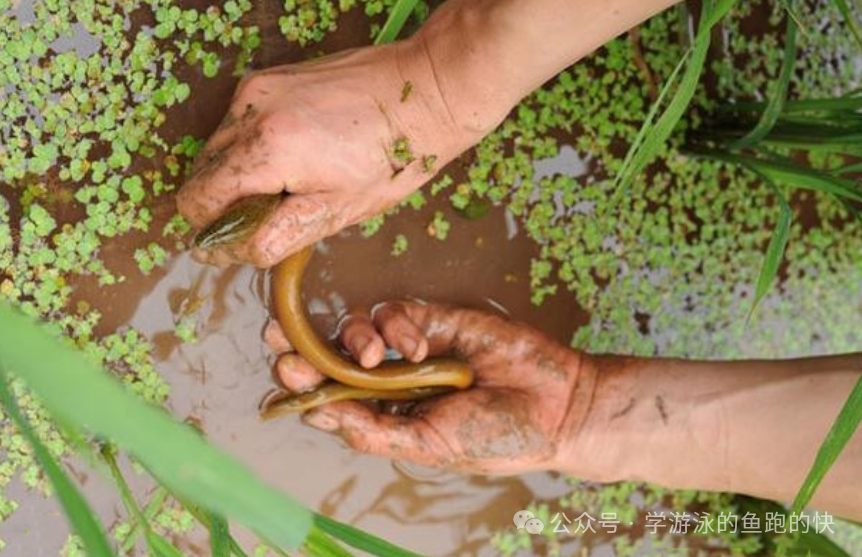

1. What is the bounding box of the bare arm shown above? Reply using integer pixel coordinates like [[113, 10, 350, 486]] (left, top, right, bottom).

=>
[[178, 0, 680, 266], [270, 301, 862, 522], [565, 353, 862, 520]]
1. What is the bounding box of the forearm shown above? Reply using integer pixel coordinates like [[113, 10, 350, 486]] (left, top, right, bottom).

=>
[[413, 0, 681, 133], [560, 353, 862, 520]]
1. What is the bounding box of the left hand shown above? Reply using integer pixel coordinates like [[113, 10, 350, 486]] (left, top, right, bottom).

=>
[[264, 300, 596, 475]]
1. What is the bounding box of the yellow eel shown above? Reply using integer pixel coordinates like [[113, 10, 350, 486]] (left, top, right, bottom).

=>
[[193, 194, 474, 419]]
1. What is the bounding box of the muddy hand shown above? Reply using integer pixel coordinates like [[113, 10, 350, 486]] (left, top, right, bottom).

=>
[[177, 38, 493, 268], [267, 301, 593, 475]]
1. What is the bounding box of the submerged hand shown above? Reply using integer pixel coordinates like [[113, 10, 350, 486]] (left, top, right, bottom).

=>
[[177, 39, 491, 268], [268, 301, 596, 475]]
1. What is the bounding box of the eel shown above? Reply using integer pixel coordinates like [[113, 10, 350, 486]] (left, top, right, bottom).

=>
[[193, 194, 474, 418]]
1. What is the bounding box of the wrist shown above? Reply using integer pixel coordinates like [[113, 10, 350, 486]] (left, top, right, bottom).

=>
[[551, 353, 632, 482], [407, 0, 522, 139]]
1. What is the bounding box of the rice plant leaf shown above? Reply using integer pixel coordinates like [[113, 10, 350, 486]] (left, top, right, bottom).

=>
[[731, 15, 798, 148], [831, 0, 862, 51], [613, 0, 739, 198], [209, 513, 231, 557], [146, 532, 188, 557], [103, 446, 189, 557], [305, 526, 357, 557], [792, 373, 862, 513], [749, 178, 792, 318], [724, 96, 862, 115], [0, 374, 116, 557], [754, 157, 862, 203], [314, 514, 425, 557], [837, 161, 862, 175], [374, 0, 419, 45], [0, 303, 312, 550]]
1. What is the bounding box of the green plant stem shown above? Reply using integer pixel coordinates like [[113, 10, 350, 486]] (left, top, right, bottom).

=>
[[121, 486, 170, 554]]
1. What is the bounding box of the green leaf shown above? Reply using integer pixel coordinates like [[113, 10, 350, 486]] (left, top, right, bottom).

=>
[[103, 446, 188, 557], [147, 532, 188, 557], [731, 14, 797, 148], [209, 513, 231, 557], [792, 373, 862, 513], [613, 0, 739, 199], [0, 375, 116, 557], [314, 514, 424, 557], [749, 176, 792, 318], [305, 526, 356, 557], [373, 0, 418, 45], [0, 303, 312, 550], [831, 0, 862, 51]]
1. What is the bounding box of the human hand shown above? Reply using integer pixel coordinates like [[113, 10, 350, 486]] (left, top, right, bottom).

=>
[[265, 301, 597, 475], [177, 37, 496, 268]]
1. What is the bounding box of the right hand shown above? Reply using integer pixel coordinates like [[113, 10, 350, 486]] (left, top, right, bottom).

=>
[[177, 38, 494, 268], [266, 301, 598, 475]]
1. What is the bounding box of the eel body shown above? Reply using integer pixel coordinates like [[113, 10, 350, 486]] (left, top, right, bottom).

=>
[[194, 194, 474, 418]]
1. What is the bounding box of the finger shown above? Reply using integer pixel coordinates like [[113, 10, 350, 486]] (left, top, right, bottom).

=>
[[275, 353, 326, 393], [303, 401, 454, 467], [372, 301, 518, 364], [176, 132, 285, 229], [372, 302, 429, 363], [190, 246, 235, 268], [339, 311, 386, 368], [263, 320, 292, 353], [241, 193, 336, 268]]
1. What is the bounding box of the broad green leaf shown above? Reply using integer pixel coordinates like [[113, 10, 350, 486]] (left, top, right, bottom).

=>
[[374, 0, 419, 45], [831, 0, 862, 51], [314, 514, 425, 557], [748, 176, 792, 318], [0, 375, 116, 557], [792, 373, 862, 513], [0, 303, 312, 550], [732, 15, 798, 148], [209, 513, 231, 557]]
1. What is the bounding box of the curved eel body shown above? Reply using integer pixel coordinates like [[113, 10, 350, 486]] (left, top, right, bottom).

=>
[[193, 194, 474, 418]]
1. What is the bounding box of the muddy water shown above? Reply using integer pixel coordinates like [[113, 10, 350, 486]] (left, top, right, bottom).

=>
[[125, 194, 588, 556], [1, 0, 595, 554]]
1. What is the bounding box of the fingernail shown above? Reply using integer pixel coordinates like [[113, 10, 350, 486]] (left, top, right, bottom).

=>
[[351, 335, 371, 356], [304, 410, 339, 432], [401, 336, 418, 359]]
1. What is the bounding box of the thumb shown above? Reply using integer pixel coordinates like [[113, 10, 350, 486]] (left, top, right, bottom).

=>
[[303, 401, 455, 468]]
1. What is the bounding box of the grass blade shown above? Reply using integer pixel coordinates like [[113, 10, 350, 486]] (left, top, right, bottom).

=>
[[613, 0, 739, 198], [837, 161, 862, 175], [209, 513, 231, 557], [306, 526, 357, 557], [102, 446, 189, 557], [374, 0, 419, 45], [792, 373, 862, 513], [732, 15, 798, 148], [0, 302, 312, 550], [748, 177, 792, 319], [0, 374, 116, 557], [314, 514, 426, 557], [831, 0, 862, 51]]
